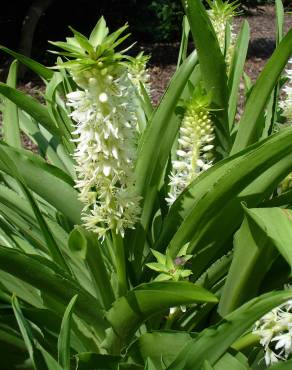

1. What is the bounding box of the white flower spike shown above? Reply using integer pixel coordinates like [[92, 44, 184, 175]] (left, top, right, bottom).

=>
[[166, 88, 215, 205], [53, 18, 148, 238]]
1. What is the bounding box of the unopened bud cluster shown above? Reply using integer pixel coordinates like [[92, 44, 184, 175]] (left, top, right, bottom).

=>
[[127, 53, 151, 98], [253, 300, 292, 366], [208, 1, 236, 68], [166, 98, 214, 205]]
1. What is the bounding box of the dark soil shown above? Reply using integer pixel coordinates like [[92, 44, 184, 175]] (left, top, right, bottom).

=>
[[147, 5, 292, 105]]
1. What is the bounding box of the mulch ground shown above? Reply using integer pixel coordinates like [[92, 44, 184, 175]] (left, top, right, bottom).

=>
[[1, 5, 292, 150], [146, 5, 292, 105]]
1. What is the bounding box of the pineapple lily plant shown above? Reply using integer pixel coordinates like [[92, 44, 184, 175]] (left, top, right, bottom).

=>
[[0, 0, 292, 369]]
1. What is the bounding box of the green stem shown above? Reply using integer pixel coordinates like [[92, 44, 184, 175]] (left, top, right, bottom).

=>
[[231, 332, 260, 351], [111, 232, 128, 296]]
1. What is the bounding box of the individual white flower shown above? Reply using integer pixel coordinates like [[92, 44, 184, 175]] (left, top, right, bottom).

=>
[[265, 348, 282, 366], [166, 90, 215, 205]]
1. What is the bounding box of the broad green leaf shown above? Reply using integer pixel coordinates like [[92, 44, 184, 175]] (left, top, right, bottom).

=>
[[0, 143, 82, 225], [0, 145, 71, 273], [0, 83, 61, 137], [3, 60, 21, 148], [128, 331, 193, 370], [0, 46, 53, 80], [184, 0, 230, 151], [158, 126, 292, 259], [228, 21, 250, 130], [0, 246, 108, 338], [218, 208, 276, 316], [213, 353, 248, 370], [159, 150, 292, 284], [106, 281, 217, 341], [0, 201, 49, 252], [0, 271, 43, 308], [167, 291, 292, 370], [219, 206, 292, 316], [68, 227, 115, 309], [241, 207, 292, 267], [18, 110, 70, 173], [58, 295, 78, 370], [131, 50, 198, 271], [231, 28, 292, 154]]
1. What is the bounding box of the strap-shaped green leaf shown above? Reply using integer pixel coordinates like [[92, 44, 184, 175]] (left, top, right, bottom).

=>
[[158, 127, 292, 260], [231, 28, 292, 154], [0, 143, 82, 224], [0, 46, 53, 80], [2, 60, 21, 148], [128, 331, 194, 370], [0, 145, 72, 273], [167, 291, 292, 370], [213, 353, 248, 370], [0, 83, 61, 137], [0, 246, 108, 339], [12, 295, 48, 370], [130, 51, 198, 271], [106, 281, 217, 341], [228, 21, 250, 130], [218, 205, 280, 316], [58, 295, 78, 370]]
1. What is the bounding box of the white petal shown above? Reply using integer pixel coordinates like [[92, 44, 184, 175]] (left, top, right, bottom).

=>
[[103, 165, 111, 177], [99, 92, 108, 103]]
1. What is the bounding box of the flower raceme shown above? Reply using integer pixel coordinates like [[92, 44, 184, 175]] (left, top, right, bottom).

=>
[[281, 59, 292, 125], [67, 71, 141, 238], [127, 52, 151, 98], [277, 59, 292, 193], [166, 89, 215, 205], [207, 0, 238, 68], [253, 300, 292, 366], [53, 18, 147, 238]]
